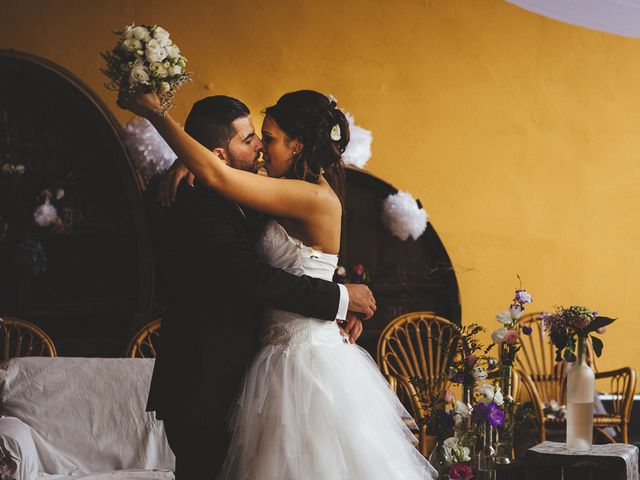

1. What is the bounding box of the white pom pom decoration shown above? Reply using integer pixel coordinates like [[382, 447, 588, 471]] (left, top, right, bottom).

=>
[[381, 191, 429, 241], [34, 200, 58, 227], [122, 117, 177, 177], [342, 111, 372, 169]]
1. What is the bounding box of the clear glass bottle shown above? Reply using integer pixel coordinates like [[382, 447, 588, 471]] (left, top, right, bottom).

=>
[[566, 335, 594, 451], [495, 364, 515, 464], [477, 423, 496, 480]]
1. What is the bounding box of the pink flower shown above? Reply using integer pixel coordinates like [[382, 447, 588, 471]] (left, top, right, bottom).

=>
[[449, 463, 473, 480], [465, 354, 478, 368], [353, 264, 365, 276], [444, 389, 455, 404], [504, 330, 520, 345]]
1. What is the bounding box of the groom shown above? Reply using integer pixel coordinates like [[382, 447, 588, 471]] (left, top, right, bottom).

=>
[[148, 95, 376, 479]]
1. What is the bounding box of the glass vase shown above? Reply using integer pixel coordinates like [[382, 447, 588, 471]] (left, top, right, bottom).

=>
[[477, 422, 496, 480], [428, 441, 452, 478], [566, 335, 594, 451], [495, 364, 515, 464], [456, 382, 477, 460]]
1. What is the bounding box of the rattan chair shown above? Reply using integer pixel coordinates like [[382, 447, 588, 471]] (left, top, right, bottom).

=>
[[126, 319, 161, 358], [0, 317, 57, 359], [517, 312, 636, 443], [377, 312, 459, 456]]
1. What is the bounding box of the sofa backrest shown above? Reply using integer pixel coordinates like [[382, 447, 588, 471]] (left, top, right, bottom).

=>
[[0, 357, 175, 474]]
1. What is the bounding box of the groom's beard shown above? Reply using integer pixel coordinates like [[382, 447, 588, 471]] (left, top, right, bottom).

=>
[[228, 152, 262, 174]]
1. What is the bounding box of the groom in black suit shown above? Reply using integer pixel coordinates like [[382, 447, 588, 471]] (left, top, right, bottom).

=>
[[146, 96, 375, 479]]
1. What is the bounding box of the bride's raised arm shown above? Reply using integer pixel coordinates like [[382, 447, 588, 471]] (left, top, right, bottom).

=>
[[118, 91, 338, 220]]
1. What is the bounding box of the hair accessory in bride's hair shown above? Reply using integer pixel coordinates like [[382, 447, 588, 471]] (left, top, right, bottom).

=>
[[330, 124, 342, 141], [326, 93, 338, 108]]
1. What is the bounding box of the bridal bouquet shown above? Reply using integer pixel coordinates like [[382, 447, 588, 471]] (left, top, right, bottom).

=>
[[101, 23, 192, 110]]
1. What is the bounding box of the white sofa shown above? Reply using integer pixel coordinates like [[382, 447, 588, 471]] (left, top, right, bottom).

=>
[[0, 357, 175, 480]]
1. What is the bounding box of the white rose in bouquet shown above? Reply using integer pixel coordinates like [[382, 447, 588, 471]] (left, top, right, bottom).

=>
[[168, 65, 182, 76], [123, 38, 142, 52], [129, 65, 150, 85], [165, 44, 180, 59], [132, 25, 150, 40], [145, 39, 167, 63], [160, 81, 171, 94], [153, 26, 172, 46]]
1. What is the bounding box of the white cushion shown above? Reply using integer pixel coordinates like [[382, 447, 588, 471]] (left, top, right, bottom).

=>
[[0, 358, 175, 476]]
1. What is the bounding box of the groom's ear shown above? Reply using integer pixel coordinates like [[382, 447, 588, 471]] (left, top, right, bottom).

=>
[[211, 147, 229, 165]]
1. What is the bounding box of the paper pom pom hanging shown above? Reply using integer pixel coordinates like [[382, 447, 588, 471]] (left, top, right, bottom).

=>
[[342, 112, 372, 169], [381, 191, 429, 241], [34, 199, 58, 227], [122, 117, 177, 177]]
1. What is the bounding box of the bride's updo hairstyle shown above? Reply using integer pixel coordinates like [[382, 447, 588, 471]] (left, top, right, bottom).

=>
[[264, 90, 350, 198]]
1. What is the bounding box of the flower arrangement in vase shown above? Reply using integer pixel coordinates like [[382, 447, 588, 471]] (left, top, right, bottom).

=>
[[543, 306, 616, 450]]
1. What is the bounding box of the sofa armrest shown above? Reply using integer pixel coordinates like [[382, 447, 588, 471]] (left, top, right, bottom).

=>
[[0, 416, 39, 480]]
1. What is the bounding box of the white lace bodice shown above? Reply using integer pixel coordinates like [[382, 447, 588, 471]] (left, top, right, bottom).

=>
[[256, 220, 346, 349]]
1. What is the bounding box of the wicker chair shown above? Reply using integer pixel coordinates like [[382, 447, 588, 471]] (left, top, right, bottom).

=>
[[517, 312, 636, 443], [126, 319, 161, 358], [377, 312, 459, 456], [0, 317, 57, 359]]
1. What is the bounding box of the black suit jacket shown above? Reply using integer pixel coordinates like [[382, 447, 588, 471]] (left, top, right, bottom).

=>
[[147, 181, 341, 426]]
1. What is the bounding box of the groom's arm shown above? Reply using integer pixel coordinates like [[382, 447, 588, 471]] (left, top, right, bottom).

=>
[[192, 192, 356, 321]]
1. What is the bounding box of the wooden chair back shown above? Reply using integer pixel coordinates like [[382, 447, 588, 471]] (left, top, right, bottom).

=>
[[0, 317, 57, 359], [126, 319, 161, 358]]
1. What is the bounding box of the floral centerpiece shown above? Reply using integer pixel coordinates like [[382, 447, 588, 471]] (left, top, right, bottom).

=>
[[488, 284, 533, 463], [542, 305, 615, 362], [542, 305, 616, 451], [102, 23, 192, 111]]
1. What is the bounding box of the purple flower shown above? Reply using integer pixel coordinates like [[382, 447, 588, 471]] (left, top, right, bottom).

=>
[[522, 325, 532, 335], [488, 402, 505, 427], [449, 464, 473, 480], [514, 289, 532, 305]]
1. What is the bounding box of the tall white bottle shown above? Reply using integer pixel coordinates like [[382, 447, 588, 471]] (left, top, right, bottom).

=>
[[566, 335, 594, 451]]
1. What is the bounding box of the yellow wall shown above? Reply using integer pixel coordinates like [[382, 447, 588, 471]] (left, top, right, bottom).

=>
[[2, 0, 639, 377]]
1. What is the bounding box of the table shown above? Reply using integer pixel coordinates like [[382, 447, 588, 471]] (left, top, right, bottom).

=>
[[525, 441, 639, 480]]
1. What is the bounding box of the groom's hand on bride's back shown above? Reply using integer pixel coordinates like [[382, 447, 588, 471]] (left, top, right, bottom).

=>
[[344, 284, 376, 319], [157, 160, 195, 207]]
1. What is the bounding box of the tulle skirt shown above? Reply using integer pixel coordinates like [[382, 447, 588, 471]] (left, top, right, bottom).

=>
[[217, 314, 437, 480]]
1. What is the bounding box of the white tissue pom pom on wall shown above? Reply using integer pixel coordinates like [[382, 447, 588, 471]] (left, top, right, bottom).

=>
[[342, 112, 372, 169], [122, 117, 177, 177], [381, 191, 429, 241], [34, 200, 58, 227]]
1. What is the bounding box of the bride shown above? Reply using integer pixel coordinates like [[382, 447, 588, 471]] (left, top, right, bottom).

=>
[[118, 89, 436, 480]]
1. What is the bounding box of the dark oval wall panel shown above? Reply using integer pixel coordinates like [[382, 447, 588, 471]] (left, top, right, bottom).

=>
[[0, 50, 154, 356], [340, 167, 461, 356]]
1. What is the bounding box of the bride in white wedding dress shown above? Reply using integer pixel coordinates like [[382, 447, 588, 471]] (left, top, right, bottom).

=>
[[119, 89, 436, 479]]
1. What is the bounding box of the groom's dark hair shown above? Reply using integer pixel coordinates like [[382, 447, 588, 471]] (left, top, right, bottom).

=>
[[184, 95, 250, 150]]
